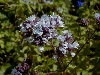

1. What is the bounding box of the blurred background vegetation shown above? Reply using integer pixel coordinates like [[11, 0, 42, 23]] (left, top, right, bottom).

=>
[[0, 0, 100, 75]]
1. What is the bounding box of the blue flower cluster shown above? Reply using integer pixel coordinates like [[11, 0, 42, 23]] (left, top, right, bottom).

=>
[[19, 14, 79, 56], [11, 59, 32, 75], [43, 0, 53, 4], [72, 0, 85, 8], [77, 0, 84, 8], [95, 13, 100, 25], [79, 18, 90, 26]]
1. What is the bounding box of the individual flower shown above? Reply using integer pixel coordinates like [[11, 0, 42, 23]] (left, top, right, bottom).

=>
[[72, 41, 79, 49], [77, 0, 84, 8], [72, 0, 85, 8], [39, 46, 44, 52], [71, 52, 76, 57], [52, 55, 58, 60], [59, 47, 67, 55], [62, 42, 68, 49], [57, 35, 65, 42], [42, 38, 49, 44], [94, 13, 100, 18], [62, 30, 69, 34], [33, 25, 43, 36], [24, 36, 34, 43]]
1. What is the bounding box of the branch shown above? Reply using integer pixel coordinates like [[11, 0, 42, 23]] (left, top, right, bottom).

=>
[[46, 71, 62, 75]]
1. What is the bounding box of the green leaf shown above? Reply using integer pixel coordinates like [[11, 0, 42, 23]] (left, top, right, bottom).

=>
[[18, 57, 24, 62], [21, 46, 29, 53], [0, 40, 4, 49], [52, 64, 57, 71], [0, 64, 11, 75], [53, 39, 59, 46], [37, 56, 42, 62]]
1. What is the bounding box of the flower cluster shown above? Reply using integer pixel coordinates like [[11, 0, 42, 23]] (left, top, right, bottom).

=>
[[72, 0, 85, 8], [77, 0, 85, 8], [95, 13, 100, 25], [79, 18, 90, 26], [11, 59, 32, 75], [22, 0, 36, 5], [19, 14, 79, 56], [43, 0, 53, 4], [57, 30, 79, 56]]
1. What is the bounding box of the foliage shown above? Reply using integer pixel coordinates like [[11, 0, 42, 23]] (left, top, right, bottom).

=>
[[0, 0, 100, 75]]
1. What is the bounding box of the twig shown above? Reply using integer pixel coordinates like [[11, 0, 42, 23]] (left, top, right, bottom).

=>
[[46, 71, 62, 75]]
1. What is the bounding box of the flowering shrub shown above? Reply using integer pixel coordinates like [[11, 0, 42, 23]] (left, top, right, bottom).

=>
[[11, 14, 79, 74], [19, 14, 79, 56], [0, 0, 100, 75]]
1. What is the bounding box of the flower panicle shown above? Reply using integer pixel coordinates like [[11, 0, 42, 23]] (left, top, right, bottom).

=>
[[11, 58, 32, 75], [19, 14, 79, 56]]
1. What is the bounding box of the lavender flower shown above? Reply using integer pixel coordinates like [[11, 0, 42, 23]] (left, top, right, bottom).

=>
[[79, 18, 90, 26], [77, 0, 84, 8], [11, 58, 31, 75], [24, 37, 34, 43], [95, 13, 100, 18], [39, 46, 44, 52], [72, 41, 79, 48], [95, 13, 100, 25], [72, 0, 85, 8], [11, 68, 22, 75], [52, 55, 58, 60], [43, 0, 53, 4], [71, 52, 76, 57], [22, 0, 36, 5], [59, 47, 67, 55], [26, 15, 36, 22], [19, 14, 79, 56]]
